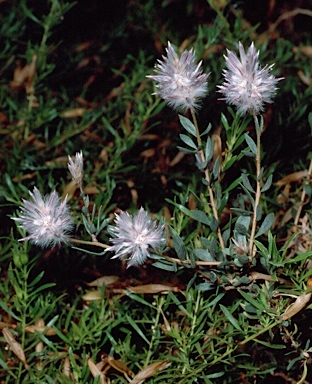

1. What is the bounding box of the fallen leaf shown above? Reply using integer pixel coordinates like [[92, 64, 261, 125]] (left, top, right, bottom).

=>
[[24, 324, 56, 336], [87, 275, 119, 287], [2, 327, 29, 370], [10, 55, 37, 94], [293, 46, 312, 58], [107, 356, 133, 377], [88, 358, 107, 384], [60, 108, 86, 118], [127, 284, 180, 294], [82, 291, 102, 301], [297, 70, 311, 86], [282, 292, 311, 320], [130, 361, 171, 384], [275, 170, 309, 187]]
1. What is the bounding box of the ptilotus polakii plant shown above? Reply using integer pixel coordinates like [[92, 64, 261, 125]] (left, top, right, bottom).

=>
[[148, 40, 282, 267], [12, 41, 283, 272]]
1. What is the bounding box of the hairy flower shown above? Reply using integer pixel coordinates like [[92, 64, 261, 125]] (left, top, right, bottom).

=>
[[147, 41, 209, 112], [218, 42, 283, 115], [106, 207, 166, 268], [12, 187, 74, 248], [68, 151, 84, 188]]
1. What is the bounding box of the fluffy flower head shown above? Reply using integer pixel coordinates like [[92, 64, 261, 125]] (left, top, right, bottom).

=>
[[68, 151, 84, 188], [12, 187, 74, 248], [106, 207, 166, 268], [147, 41, 209, 112], [218, 42, 283, 115]]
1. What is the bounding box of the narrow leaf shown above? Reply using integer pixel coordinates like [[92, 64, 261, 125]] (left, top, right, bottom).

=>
[[179, 115, 196, 136], [179, 134, 197, 149], [244, 134, 257, 156], [261, 174, 273, 192], [220, 304, 242, 331], [241, 173, 254, 193], [255, 213, 274, 238]]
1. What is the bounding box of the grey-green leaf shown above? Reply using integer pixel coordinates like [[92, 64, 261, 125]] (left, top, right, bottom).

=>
[[244, 133, 257, 156], [255, 213, 275, 238], [179, 115, 196, 136]]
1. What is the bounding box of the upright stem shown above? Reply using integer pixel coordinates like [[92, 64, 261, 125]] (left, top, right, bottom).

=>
[[191, 110, 225, 249], [249, 115, 262, 257]]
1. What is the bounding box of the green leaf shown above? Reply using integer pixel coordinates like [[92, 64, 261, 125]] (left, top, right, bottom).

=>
[[179, 115, 196, 136], [255, 213, 274, 238], [220, 304, 243, 331], [193, 249, 214, 262], [152, 261, 178, 271], [196, 283, 214, 291], [169, 227, 187, 261], [239, 290, 264, 311], [244, 134, 257, 156], [241, 173, 254, 193], [205, 136, 214, 161], [126, 314, 149, 344], [177, 205, 212, 226], [201, 122, 212, 136], [261, 174, 273, 192], [212, 156, 221, 180], [177, 146, 197, 154], [179, 134, 198, 149]]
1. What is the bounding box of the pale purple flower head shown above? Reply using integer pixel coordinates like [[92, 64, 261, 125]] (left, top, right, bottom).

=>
[[147, 41, 209, 113], [106, 207, 166, 268], [68, 151, 83, 188], [12, 187, 74, 248], [218, 42, 283, 115]]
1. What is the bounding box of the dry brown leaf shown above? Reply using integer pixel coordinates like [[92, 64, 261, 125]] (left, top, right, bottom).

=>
[[24, 324, 56, 336], [293, 46, 312, 58], [107, 356, 133, 377], [282, 292, 311, 321], [60, 107, 86, 118], [213, 132, 222, 162], [84, 186, 101, 195], [169, 151, 185, 167], [87, 275, 119, 287], [275, 170, 309, 187], [127, 284, 180, 294], [82, 291, 102, 301], [63, 356, 71, 378], [10, 55, 37, 93], [62, 180, 78, 201], [88, 358, 107, 384], [130, 361, 171, 384], [297, 70, 311, 86], [140, 148, 156, 158], [2, 327, 29, 370]]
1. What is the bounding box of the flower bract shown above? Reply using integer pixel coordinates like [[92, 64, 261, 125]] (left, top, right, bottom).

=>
[[218, 42, 283, 115], [68, 151, 84, 188], [147, 41, 209, 113], [13, 187, 74, 248], [106, 207, 166, 268]]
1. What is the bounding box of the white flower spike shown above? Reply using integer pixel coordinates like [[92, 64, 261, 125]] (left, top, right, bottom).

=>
[[106, 207, 166, 268], [147, 41, 209, 113], [218, 42, 283, 115], [68, 151, 84, 188], [13, 187, 74, 248]]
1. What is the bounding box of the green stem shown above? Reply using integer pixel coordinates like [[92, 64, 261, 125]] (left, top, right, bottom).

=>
[[191, 110, 225, 249], [69, 238, 109, 249], [144, 296, 164, 367]]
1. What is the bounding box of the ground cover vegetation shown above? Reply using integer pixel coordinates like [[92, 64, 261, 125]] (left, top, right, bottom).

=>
[[0, 0, 312, 383]]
